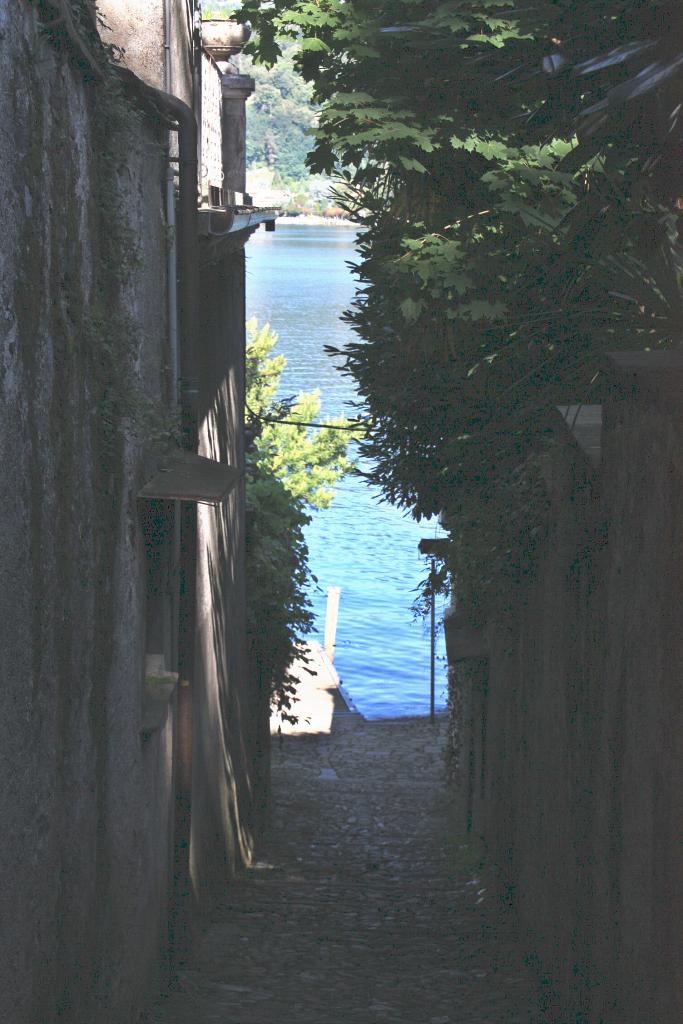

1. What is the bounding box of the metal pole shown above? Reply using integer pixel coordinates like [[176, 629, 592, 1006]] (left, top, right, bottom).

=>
[[430, 557, 435, 723], [324, 586, 341, 662]]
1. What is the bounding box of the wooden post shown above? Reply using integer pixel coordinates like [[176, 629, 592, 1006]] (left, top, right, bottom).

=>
[[324, 586, 341, 661]]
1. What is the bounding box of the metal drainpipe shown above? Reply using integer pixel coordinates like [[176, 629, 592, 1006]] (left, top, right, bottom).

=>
[[163, 0, 182, 708], [161, 5, 190, 951], [116, 68, 200, 424], [160, 93, 199, 435], [192, 1, 203, 201], [153, 79, 198, 944], [117, 64, 199, 943], [163, 0, 178, 406]]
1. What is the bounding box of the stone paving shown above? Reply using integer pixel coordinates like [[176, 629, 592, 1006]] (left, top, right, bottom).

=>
[[145, 697, 539, 1023]]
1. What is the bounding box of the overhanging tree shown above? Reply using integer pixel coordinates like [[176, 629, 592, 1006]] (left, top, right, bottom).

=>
[[237, 0, 683, 614]]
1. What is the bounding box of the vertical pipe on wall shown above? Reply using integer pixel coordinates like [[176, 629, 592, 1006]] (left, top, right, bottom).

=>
[[192, 0, 203, 197], [163, 0, 181, 686], [162, 0, 189, 964], [117, 58, 199, 957], [164, 0, 179, 408], [171, 89, 198, 961], [115, 69, 199, 418]]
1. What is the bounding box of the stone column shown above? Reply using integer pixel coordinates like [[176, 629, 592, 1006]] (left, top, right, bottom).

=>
[[221, 73, 255, 203]]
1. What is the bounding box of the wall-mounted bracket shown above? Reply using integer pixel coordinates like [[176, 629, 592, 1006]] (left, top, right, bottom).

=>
[[138, 450, 240, 505]]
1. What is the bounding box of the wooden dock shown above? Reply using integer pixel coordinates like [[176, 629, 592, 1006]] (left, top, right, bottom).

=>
[[270, 641, 363, 736]]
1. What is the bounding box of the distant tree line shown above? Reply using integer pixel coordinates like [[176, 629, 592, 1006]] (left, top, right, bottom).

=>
[[242, 42, 319, 186], [203, 4, 321, 187]]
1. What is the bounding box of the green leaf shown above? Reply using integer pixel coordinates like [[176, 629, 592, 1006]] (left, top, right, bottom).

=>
[[400, 298, 425, 322], [399, 155, 428, 172], [300, 37, 331, 53]]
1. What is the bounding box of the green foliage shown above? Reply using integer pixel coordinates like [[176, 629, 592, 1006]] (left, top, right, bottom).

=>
[[243, 42, 320, 184], [245, 320, 350, 718], [237, 0, 683, 617], [202, 0, 240, 18], [246, 319, 351, 506]]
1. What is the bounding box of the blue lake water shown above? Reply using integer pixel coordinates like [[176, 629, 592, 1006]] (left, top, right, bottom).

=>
[[246, 222, 448, 719]]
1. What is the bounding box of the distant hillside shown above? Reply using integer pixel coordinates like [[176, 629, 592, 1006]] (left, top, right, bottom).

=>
[[202, 6, 322, 188], [242, 42, 318, 186]]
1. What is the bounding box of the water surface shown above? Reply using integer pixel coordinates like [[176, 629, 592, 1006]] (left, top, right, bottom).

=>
[[246, 222, 447, 718]]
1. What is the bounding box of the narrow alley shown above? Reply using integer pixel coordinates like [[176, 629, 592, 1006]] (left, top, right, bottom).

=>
[[146, 652, 534, 1024]]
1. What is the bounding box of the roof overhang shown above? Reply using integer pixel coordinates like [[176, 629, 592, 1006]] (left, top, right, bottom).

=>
[[198, 205, 279, 237]]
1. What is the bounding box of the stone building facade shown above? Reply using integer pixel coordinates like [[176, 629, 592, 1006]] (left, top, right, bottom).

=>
[[0, 2, 275, 1021]]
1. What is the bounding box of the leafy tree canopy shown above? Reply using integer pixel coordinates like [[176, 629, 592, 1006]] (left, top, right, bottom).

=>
[[236, 0, 683, 615], [242, 41, 320, 184], [203, 5, 325, 185], [245, 321, 351, 718]]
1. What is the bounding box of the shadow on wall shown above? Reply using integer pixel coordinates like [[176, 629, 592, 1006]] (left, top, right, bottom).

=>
[[190, 246, 268, 896], [446, 366, 683, 1024]]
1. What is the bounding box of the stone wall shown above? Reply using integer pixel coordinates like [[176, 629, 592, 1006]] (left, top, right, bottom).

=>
[[97, 0, 194, 107], [5, 1, 270, 1016], [448, 357, 683, 1022], [0, 7, 175, 1022]]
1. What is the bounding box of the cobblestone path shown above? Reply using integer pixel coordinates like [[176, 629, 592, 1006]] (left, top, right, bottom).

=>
[[146, 714, 535, 1023]]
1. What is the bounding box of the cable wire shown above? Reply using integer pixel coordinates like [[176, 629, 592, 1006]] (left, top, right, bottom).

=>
[[245, 400, 368, 432]]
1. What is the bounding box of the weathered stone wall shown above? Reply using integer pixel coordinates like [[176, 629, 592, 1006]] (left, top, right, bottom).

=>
[[450, 364, 683, 1022], [591, 370, 683, 1023], [98, 0, 194, 106], [98, 0, 263, 895], [0, 7, 175, 1022], [192, 246, 259, 893]]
